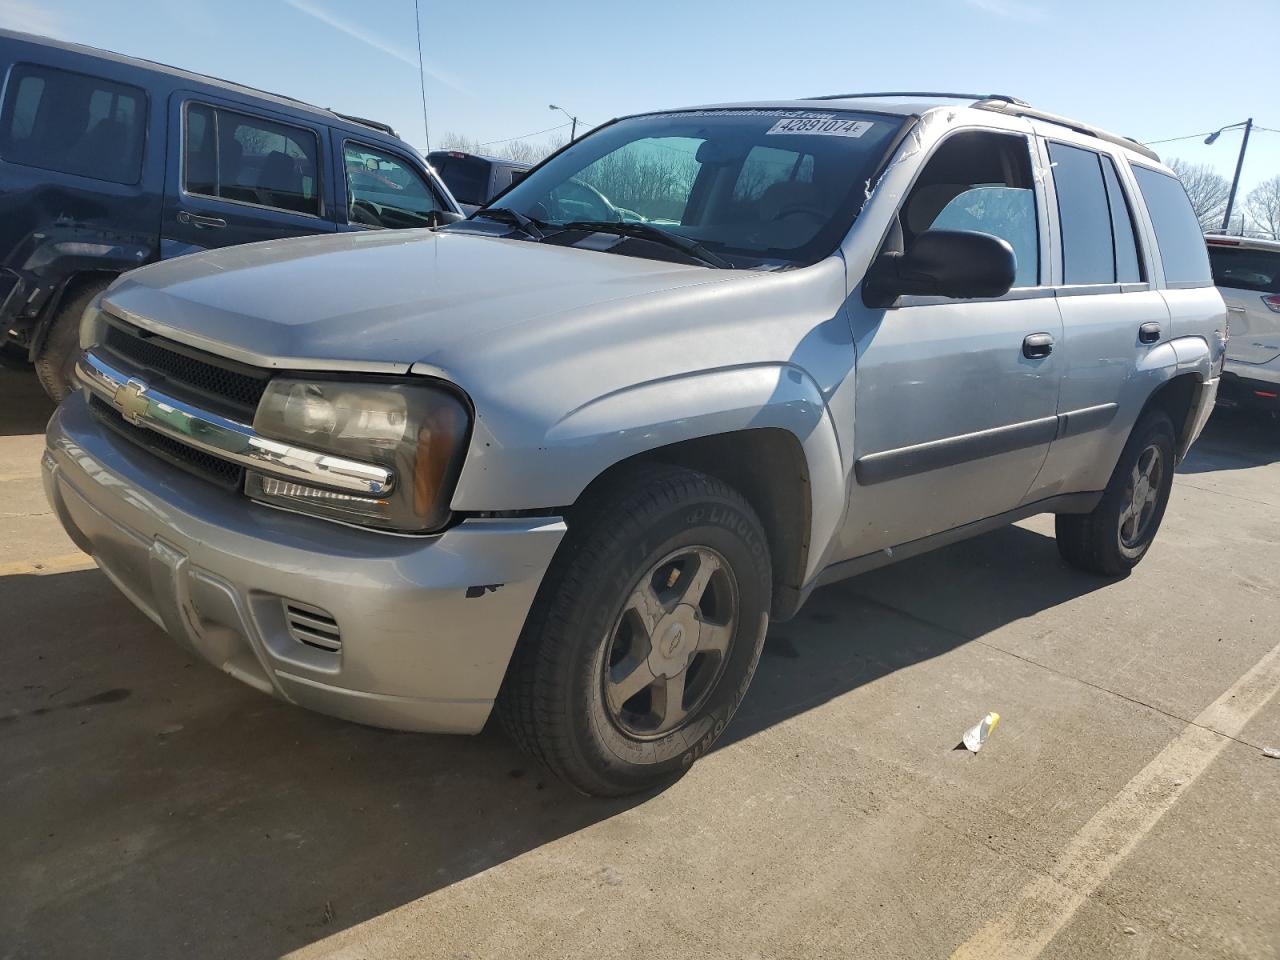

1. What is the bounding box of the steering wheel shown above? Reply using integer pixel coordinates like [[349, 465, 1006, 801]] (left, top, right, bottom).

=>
[[350, 198, 383, 227]]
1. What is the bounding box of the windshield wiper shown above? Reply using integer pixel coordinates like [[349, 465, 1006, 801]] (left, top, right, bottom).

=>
[[558, 220, 733, 269], [470, 206, 545, 240]]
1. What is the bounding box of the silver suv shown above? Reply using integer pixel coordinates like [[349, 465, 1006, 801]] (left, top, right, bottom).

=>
[[1206, 234, 1280, 411], [44, 93, 1224, 796]]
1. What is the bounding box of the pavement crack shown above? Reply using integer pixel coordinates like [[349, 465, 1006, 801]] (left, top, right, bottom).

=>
[[1175, 479, 1279, 509]]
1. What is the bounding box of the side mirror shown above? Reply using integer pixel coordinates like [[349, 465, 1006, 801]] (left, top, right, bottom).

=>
[[429, 209, 465, 226], [863, 229, 1016, 308]]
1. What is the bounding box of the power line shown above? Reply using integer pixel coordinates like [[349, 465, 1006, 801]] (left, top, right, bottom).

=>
[[1143, 125, 1278, 145], [478, 121, 575, 147]]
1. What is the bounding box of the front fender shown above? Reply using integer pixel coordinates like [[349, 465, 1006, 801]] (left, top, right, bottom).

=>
[[452, 362, 847, 583]]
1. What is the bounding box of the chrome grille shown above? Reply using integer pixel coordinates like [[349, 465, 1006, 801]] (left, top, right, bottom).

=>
[[101, 319, 269, 420]]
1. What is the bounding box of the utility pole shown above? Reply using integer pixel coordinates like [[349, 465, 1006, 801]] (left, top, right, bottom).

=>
[[1206, 118, 1253, 233], [549, 104, 579, 140]]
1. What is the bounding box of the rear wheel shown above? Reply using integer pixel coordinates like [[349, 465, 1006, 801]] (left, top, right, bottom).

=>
[[498, 465, 772, 796], [1056, 409, 1176, 576], [34, 279, 110, 402]]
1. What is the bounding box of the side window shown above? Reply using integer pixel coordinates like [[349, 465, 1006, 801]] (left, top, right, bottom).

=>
[[343, 142, 443, 228], [902, 130, 1040, 288], [0, 64, 145, 184], [1101, 157, 1143, 283], [182, 104, 321, 216], [1048, 143, 1115, 285], [1132, 166, 1213, 285]]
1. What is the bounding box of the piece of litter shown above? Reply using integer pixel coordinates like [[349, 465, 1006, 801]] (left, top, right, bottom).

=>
[[1123, 926, 1137, 936], [961, 712, 1000, 753], [1263, 746, 1280, 760]]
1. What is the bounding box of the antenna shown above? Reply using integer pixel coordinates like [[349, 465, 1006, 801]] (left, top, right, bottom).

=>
[[413, 0, 431, 153]]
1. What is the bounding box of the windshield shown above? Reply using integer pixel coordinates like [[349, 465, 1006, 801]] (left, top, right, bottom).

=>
[[479, 109, 903, 268]]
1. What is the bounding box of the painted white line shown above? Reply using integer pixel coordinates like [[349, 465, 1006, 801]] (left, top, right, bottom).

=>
[[951, 637, 1280, 959]]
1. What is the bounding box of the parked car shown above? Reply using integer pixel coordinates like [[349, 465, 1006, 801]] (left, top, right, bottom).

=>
[[1206, 234, 1280, 412], [426, 150, 530, 213], [0, 28, 461, 400], [46, 93, 1223, 796]]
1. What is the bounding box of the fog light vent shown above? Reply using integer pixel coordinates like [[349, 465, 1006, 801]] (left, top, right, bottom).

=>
[[284, 602, 342, 653]]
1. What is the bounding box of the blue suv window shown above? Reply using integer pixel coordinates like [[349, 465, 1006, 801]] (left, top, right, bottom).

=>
[[0, 64, 145, 185], [184, 103, 321, 216]]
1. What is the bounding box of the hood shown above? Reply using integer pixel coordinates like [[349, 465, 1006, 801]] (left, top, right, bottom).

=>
[[102, 229, 735, 372]]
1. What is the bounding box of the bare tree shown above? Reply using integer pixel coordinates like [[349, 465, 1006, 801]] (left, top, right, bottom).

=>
[[1244, 175, 1280, 240], [437, 131, 565, 164], [1167, 158, 1231, 231]]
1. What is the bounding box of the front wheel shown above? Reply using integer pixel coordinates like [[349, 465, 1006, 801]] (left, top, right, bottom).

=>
[[1056, 409, 1176, 576], [34, 279, 111, 401], [498, 465, 772, 796]]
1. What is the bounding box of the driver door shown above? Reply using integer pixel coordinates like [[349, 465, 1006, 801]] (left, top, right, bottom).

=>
[[837, 129, 1063, 560]]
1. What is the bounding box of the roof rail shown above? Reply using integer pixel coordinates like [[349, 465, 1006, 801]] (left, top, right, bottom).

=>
[[805, 91, 1029, 105], [330, 111, 398, 138], [971, 101, 1161, 162]]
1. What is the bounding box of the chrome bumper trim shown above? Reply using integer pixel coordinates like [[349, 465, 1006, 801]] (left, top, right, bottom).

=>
[[76, 350, 395, 496]]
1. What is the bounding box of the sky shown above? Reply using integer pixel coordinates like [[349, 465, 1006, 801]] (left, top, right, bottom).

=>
[[4, 0, 1278, 200]]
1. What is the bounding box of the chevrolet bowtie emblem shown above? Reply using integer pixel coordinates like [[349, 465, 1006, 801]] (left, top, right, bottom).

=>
[[114, 378, 150, 425]]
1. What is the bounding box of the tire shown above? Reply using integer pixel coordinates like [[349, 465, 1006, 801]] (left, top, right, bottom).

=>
[[1056, 408, 1176, 577], [498, 464, 772, 797], [33, 279, 110, 402]]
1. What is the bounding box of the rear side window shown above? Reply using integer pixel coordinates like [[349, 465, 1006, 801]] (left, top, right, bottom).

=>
[[184, 104, 321, 216], [1049, 143, 1116, 284], [1207, 244, 1280, 293], [1132, 166, 1213, 285], [1101, 157, 1142, 282], [0, 64, 145, 184], [428, 153, 490, 205]]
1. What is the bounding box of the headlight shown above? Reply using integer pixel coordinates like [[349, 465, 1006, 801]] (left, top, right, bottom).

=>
[[247, 378, 470, 532], [79, 297, 106, 351]]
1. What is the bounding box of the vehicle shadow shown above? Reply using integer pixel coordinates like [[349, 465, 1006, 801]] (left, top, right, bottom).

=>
[[0, 522, 1106, 960], [1177, 406, 1279, 475], [0, 355, 54, 438]]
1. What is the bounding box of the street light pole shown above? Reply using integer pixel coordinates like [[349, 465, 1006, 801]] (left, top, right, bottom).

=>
[[549, 104, 579, 140], [1206, 118, 1253, 233]]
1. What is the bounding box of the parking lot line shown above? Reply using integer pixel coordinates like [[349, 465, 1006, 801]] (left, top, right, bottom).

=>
[[0, 552, 95, 577], [950, 634, 1280, 960]]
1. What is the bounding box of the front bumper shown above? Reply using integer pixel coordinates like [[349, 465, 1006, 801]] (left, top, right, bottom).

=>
[[44, 393, 565, 733]]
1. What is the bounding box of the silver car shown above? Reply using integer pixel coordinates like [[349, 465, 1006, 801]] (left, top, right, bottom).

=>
[[1206, 234, 1280, 411], [44, 93, 1224, 795]]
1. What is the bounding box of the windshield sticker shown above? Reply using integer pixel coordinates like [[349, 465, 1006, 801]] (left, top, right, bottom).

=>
[[766, 117, 874, 138]]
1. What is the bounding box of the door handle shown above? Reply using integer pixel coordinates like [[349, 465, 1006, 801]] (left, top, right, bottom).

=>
[[1022, 332, 1054, 359], [1138, 322, 1161, 344], [177, 210, 227, 229]]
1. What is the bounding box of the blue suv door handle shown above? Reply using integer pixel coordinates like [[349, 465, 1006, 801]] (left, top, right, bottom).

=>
[[177, 210, 227, 229]]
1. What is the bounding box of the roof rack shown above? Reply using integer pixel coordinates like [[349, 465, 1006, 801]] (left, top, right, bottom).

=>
[[329, 111, 398, 138], [971, 101, 1160, 162], [803, 90, 1161, 163], [805, 91, 1029, 105]]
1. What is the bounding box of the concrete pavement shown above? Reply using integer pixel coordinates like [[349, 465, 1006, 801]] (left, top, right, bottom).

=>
[[2, 359, 1278, 959]]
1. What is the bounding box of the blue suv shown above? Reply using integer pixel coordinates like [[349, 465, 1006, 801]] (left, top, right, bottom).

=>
[[0, 28, 461, 399]]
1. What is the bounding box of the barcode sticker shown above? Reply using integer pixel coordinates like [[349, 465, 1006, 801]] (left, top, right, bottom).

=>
[[766, 117, 874, 138]]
